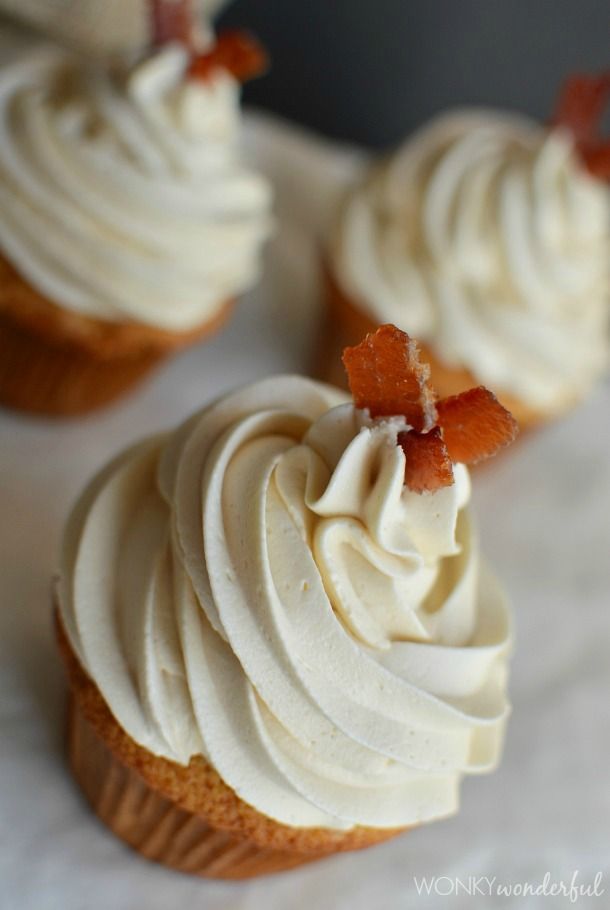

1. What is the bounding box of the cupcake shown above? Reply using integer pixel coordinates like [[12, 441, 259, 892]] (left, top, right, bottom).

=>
[[324, 78, 610, 428], [0, 25, 272, 415], [55, 325, 517, 879]]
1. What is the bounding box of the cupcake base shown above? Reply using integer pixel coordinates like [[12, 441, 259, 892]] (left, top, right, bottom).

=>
[[0, 255, 233, 417], [56, 613, 405, 879], [67, 696, 322, 879], [317, 263, 545, 430]]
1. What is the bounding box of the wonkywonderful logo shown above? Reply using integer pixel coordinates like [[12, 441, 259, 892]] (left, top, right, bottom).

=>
[[413, 871, 605, 902]]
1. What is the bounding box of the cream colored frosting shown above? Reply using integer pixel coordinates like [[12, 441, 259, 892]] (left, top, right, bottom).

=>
[[332, 110, 610, 413], [0, 43, 272, 330], [0, 1, 228, 57], [58, 375, 512, 830]]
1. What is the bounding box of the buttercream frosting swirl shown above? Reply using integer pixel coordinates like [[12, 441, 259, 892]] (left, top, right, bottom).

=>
[[58, 375, 512, 830], [332, 110, 610, 413], [0, 43, 272, 330]]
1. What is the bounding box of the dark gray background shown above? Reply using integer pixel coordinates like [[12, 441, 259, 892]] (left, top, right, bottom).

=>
[[219, 0, 610, 148]]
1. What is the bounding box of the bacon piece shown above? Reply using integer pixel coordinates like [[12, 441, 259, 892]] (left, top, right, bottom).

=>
[[189, 31, 268, 83], [342, 325, 437, 432], [150, 0, 193, 48], [437, 387, 518, 465], [553, 72, 610, 142], [552, 72, 610, 180], [579, 143, 610, 180], [398, 428, 454, 494]]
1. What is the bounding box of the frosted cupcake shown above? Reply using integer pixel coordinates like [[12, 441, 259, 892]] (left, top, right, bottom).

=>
[[56, 325, 517, 879], [0, 28, 271, 415], [325, 81, 610, 428]]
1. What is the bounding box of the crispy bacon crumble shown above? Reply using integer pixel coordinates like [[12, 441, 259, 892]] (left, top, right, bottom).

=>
[[343, 325, 518, 493], [437, 387, 518, 465], [188, 31, 268, 83], [151, 0, 194, 48], [398, 428, 454, 494], [342, 324, 437, 432], [552, 72, 610, 180], [150, 2, 267, 84]]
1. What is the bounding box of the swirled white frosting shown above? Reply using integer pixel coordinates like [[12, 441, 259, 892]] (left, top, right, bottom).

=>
[[0, 43, 272, 330], [332, 110, 610, 413], [58, 376, 512, 830]]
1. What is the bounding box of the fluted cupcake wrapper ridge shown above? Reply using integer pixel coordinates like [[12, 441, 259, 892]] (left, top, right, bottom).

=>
[[0, 254, 235, 416], [67, 697, 322, 879], [56, 612, 405, 879], [0, 311, 166, 416]]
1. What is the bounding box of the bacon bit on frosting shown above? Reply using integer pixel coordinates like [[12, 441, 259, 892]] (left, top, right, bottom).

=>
[[150, 0, 194, 49], [189, 31, 269, 83], [436, 387, 519, 465], [552, 72, 610, 180], [150, 2, 267, 84], [343, 325, 518, 493], [342, 324, 437, 432], [398, 428, 454, 494]]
